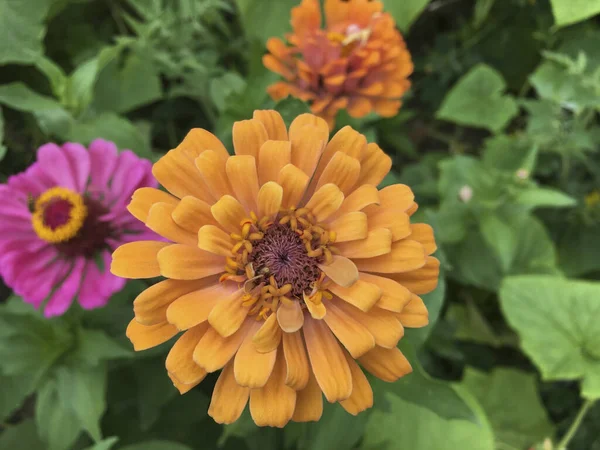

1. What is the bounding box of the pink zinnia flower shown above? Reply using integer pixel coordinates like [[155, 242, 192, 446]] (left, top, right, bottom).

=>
[[0, 139, 158, 317]]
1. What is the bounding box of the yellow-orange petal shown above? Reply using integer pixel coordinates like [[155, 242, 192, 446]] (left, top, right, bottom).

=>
[[111, 241, 170, 279], [146, 202, 197, 246], [157, 244, 224, 280], [126, 319, 178, 351], [365, 184, 414, 214], [277, 300, 304, 333], [305, 183, 344, 222], [278, 164, 309, 209], [367, 210, 410, 242], [283, 330, 310, 390], [374, 99, 402, 117], [389, 256, 440, 295], [319, 255, 358, 288], [337, 228, 392, 259], [225, 156, 260, 212], [127, 187, 178, 223], [359, 346, 412, 382], [304, 292, 327, 320], [207, 290, 248, 337], [166, 282, 235, 330], [234, 322, 277, 388], [303, 317, 352, 402], [193, 322, 249, 372], [233, 118, 268, 159], [335, 301, 404, 349], [354, 240, 426, 273], [195, 150, 234, 199], [315, 152, 361, 196], [172, 196, 217, 234], [168, 372, 200, 395], [407, 202, 419, 216], [258, 140, 291, 185], [166, 324, 209, 384], [335, 184, 379, 217], [175, 128, 229, 161], [359, 273, 412, 312], [210, 195, 248, 233], [410, 223, 437, 255], [291, 0, 322, 35], [397, 294, 429, 328], [134, 277, 218, 326], [152, 150, 212, 202], [253, 313, 283, 353], [288, 114, 329, 146], [257, 181, 283, 219], [290, 124, 327, 177], [314, 126, 367, 182], [208, 362, 250, 424], [357, 143, 392, 187], [324, 301, 375, 358], [250, 347, 296, 428], [253, 110, 288, 141], [263, 54, 295, 80], [291, 371, 323, 422], [340, 351, 373, 415], [347, 96, 372, 119], [198, 225, 233, 257], [327, 212, 367, 243], [329, 279, 382, 312]]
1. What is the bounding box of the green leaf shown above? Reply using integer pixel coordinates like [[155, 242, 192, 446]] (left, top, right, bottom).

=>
[[0, 373, 38, 421], [549, 0, 600, 27], [68, 113, 152, 158], [273, 97, 312, 127], [94, 52, 163, 114], [34, 56, 68, 100], [75, 329, 132, 366], [462, 368, 554, 449], [515, 187, 577, 209], [500, 275, 600, 400], [210, 72, 247, 112], [134, 358, 178, 431], [0, 0, 55, 64], [437, 64, 518, 133], [235, 0, 299, 44], [0, 106, 6, 162], [0, 82, 74, 137], [36, 378, 82, 450], [473, 0, 496, 28], [480, 213, 517, 272], [120, 442, 192, 450], [383, 0, 430, 32], [557, 222, 600, 276], [0, 420, 45, 450], [83, 437, 119, 450], [482, 135, 538, 173], [362, 382, 494, 449]]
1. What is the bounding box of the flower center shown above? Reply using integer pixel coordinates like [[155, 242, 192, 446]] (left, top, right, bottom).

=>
[[32, 187, 114, 258], [222, 207, 338, 320]]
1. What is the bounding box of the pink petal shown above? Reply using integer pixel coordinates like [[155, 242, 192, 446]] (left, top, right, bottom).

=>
[[18, 259, 70, 309], [7, 164, 54, 197], [62, 143, 91, 193], [37, 143, 79, 191], [89, 139, 118, 191], [78, 252, 125, 310], [43, 257, 86, 317], [108, 150, 146, 203]]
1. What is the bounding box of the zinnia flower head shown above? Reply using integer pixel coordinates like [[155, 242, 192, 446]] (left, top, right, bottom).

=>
[[0, 140, 158, 317], [111, 110, 439, 427], [264, 0, 413, 129]]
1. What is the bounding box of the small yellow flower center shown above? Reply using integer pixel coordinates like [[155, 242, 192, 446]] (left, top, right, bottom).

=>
[[222, 207, 338, 320], [31, 187, 87, 243]]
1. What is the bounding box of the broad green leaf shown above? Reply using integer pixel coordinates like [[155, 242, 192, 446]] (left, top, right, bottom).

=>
[[0, 82, 74, 137], [383, 0, 430, 32], [0, 420, 45, 450], [462, 368, 554, 449], [234, 0, 299, 44], [274, 97, 312, 127], [34, 56, 68, 100], [473, 0, 496, 28], [36, 378, 82, 450], [134, 358, 178, 430], [500, 276, 600, 399], [68, 113, 152, 158], [480, 213, 517, 271], [83, 437, 119, 450], [121, 442, 192, 450], [0, 0, 55, 64], [0, 373, 38, 421], [0, 106, 6, 162], [94, 53, 163, 114], [557, 222, 600, 276], [75, 329, 132, 366], [515, 187, 576, 209], [362, 383, 494, 450], [482, 135, 538, 173], [437, 64, 518, 132], [549, 0, 600, 27], [55, 364, 107, 442], [210, 72, 247, 112], [431, 205, 469, 244]]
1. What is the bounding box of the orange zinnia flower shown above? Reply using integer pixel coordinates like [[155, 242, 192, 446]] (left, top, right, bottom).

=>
[[111, 110, 438, 427], [264, 0, 413, 129]]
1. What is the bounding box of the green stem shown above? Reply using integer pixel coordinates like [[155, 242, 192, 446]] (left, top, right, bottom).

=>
[[557, 399, 595, 450]]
